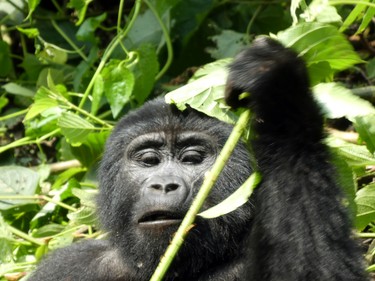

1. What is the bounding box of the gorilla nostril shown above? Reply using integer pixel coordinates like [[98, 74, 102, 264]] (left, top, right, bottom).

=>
[[150, 184, 163, 191], [165, 183, 179, 192], [149, 183, 180, 193]]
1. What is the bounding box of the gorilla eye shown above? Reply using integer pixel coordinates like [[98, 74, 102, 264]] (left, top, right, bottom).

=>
[[180, 150, 205, 165], [135, 150, 160, 166]]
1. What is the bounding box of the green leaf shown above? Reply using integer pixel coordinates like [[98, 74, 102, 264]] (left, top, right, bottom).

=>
[[357, 5, 375, 34], [67, 206, 97, 225], [2, 82, 34, 97], [16, 27, 39, 38], [208, 30, 247, 60], [165, 58, 238, 124], [24, 87, 60, 121], [76, 13, 107, 43], [102, 60, 135, 118], [198, 172, 261, 219], [67, 188, 97, 225], [276, 22, 363, 82], [0, 166, 39, 210], [58, 112, 95, 145], [26, 0, 41, 20], [355, 115, 375, 154], [313, 83, 375, 121], [355, 183, 375, 231], [67, 0, 93, 25], [366, 58, 375, 79], [0, 41, 13, 77], [91, 74, 104, 115], [299, 0, 341, 24], [70, 131, 109, 167], [31, 181, 76, 227], [32, 224, 66, 238], [327, 137, 375, 167], [132, 44, 159, 104]]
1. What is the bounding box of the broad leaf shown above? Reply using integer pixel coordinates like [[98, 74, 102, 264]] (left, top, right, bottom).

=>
[[165, 59, 238, 124], [0, 166, 39, 210], [355, 183, 375, 231], [58, 112, 95, 145], [198, 172, 261, 219], [276, 22, 363, 83], [313, 83, 375, 121], [355, 115, 375, 154], [24, 87, 60, 121], [102, 60, 135, 118]]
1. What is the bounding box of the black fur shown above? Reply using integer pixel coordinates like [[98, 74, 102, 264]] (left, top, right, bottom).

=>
[[28, 37, 366, 281]]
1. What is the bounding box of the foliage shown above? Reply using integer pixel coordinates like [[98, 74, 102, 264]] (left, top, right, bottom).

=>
[[0, 0, 375, 280]]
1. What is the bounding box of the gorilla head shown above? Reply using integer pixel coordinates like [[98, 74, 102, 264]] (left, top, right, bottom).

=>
[[98, 99, 252, 279]]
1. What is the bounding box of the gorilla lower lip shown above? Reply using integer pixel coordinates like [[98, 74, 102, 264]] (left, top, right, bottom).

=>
[[138, 211, 182, 227]]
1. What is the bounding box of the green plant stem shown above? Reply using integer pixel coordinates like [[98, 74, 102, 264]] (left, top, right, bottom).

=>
[[329, 0, 375, 7], [144, 0, 174, 81], [0, 108, 28, 121], [78, 0, 142, 109], [51, 20, 88, 61], [149, 109, 251, 281], [66, 100, 113, 128], [117, 0, 126, 32], [0, 129, 60, 154], [0, 195, 77, 211], [357, 232, 375, 238], [8, 225, 44, 246]]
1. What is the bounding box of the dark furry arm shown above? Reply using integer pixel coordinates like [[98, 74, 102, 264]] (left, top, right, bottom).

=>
[[27, 240, 131, 281], [225, 38, 367, 281]]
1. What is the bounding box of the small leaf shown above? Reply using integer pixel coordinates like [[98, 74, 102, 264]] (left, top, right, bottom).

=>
[[68, 0, 93, 25], [58, 112, 95, 145], [355, 115, 375, 154], [355, 183, 375, 231], [326, 137, 375, 167], [208, 30, 247, 60], [91, 74, 104, 115], [132, 44, 159, 104], [76, 13, 107, 43], [26, 0, 41, 20], [198, 172, 261, 219], [2, 82, 34, 97], [0, 166, 39, 210], [24, 87, 59, 121], [102, 61, 135, 118], [0, 41, 13, 77], [16, 27, 39, 38], [67, 206, 97, 225]]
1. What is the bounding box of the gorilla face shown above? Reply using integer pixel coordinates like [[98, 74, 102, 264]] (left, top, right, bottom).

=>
[[98, 99, 252, 278]]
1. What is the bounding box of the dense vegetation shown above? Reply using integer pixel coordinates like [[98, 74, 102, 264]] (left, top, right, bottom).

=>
[[1, 0, 375, 280]]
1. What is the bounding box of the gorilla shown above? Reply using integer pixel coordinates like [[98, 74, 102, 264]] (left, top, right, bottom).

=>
[[28, 38, 367, 280]]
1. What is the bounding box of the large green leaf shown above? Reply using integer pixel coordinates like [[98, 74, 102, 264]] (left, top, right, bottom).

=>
[[313, 83, 375, 121], [58, 112, 95, 145], [0, 166, 39, 210], [276, 22, 363, 83], [102, 60, 135, 118], [24, 87, 60, 121], [355, 183, 375, 231], [198, 172, 261, 219], [132, 44, 159, 104], [355, 115, 375, 154], [165, 58, 238, 124]]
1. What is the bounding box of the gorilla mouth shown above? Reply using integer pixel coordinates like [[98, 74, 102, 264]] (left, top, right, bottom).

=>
[[138, 211, 183, 228]]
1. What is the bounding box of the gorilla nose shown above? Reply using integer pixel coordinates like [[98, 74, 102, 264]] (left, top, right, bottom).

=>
[[150, 182, 180, 193], [144, 176, 189, 198]]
